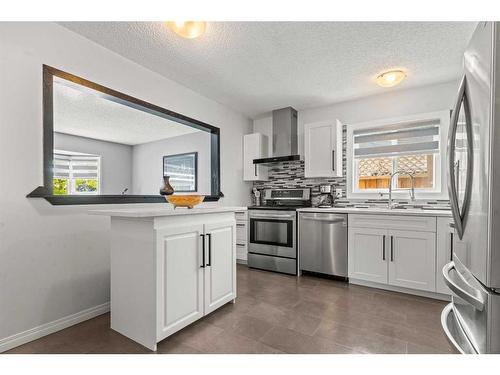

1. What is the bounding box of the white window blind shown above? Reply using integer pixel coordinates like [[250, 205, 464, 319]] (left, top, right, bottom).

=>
[[53, 154, 100, 179], [353, 119, 440, 159]]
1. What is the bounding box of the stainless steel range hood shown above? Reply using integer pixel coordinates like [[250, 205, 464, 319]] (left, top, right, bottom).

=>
[[253, 107, 299, 165]]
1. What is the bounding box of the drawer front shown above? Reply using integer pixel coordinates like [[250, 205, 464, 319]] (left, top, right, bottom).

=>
[[349, 214, 436, 232], [236, 243, 247, 261], [236, 223, 247, 244], [235, 211, 247, 221], [248, 253, 296, 275]]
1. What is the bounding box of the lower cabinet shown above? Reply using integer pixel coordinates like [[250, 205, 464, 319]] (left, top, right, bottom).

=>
[[348, 215, 437, 293], [348, 227, 387, 283], [157, 219, 236, 340], [157, 223, 205, 339], [109, 212, 237, 351], [204, 220, 237, 314], [235, 210, 248, 262], [388, 230, 436, 291]]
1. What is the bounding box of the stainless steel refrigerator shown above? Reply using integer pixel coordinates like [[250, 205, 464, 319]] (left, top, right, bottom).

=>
[[441, 21, 500, 354]]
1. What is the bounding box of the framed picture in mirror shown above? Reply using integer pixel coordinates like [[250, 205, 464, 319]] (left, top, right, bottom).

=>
[[163, 152, 198, 193]]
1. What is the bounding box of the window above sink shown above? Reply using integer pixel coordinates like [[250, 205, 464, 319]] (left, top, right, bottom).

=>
[[346, 111, 450, 200]]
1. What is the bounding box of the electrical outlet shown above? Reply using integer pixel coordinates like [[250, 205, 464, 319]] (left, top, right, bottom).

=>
[[335, 189, 343, 198]]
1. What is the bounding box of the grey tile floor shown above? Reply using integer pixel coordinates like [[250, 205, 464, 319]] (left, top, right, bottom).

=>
[[6, 264, 456, 354]]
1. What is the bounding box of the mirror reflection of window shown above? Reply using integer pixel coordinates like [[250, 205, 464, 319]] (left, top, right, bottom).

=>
[[53, 152, 100, 195], [52, 76, 212, 197]]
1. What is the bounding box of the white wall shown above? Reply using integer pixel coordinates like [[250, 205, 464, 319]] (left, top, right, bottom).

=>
[[54, 132, 133, 195], [0, 22, 251, 350], [132, 131, 211, 195]]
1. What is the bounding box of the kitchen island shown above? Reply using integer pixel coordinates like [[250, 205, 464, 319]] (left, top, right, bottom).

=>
[[91, 206, 246, 351]]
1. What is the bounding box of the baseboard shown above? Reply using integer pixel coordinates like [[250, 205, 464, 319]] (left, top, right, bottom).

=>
[[236, 259, 248, 265], [0, 302, 110, 353], [349, 279, 451, 302]]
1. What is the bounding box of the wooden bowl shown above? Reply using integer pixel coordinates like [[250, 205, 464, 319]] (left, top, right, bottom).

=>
[[166, 195, 205, 209]]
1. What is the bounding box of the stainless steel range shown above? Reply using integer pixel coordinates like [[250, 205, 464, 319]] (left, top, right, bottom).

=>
[[247, 188, 311, 275]]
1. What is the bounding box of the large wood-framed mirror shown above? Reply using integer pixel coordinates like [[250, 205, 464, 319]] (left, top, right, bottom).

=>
[[28, 65, 222, 205]]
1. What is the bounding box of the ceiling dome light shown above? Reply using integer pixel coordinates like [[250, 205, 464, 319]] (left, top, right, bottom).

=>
[[166, 21, 206, 39], [376, 69, 407, 88]]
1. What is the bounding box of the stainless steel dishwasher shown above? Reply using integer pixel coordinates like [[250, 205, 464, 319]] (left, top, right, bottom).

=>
[[298, 212, 348, 277]]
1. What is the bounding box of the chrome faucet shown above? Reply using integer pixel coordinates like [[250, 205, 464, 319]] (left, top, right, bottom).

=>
[[388, 171, 416, 208]]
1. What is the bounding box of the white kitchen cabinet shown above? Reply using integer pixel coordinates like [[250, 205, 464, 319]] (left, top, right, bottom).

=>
[[203, 220, 237, 314], [243, 133, 269, 181], [348, 227, 388, 283], [156, 219, 236, 336], [388, 230, 436, 292], [304, 120, 343, 178], [104, 209, 239, 351], [157, 223, 205, 339], [235, 210, 248, 262], [348, 214, 437, 293]]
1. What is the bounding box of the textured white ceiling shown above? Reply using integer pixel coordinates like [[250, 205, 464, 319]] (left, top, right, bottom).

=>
[[59, 22, 476, 118], [54, 78, 199, 145]]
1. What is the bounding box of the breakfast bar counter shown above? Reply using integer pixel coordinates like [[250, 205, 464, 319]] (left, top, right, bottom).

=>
[[93, 206, 245, 350]]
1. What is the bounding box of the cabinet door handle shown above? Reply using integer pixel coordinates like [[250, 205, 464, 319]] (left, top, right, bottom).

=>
[[206, 233, 212, 266], [332, 150, 335, 171], [390, 235, 394, 262], [200, 234, 206, 268], [450, 232, 454, 262], [254, 164, 257, 177], [382, 235, 386, 261]]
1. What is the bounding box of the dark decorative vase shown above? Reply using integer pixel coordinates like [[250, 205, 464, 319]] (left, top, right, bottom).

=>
[[159, 176, 174, 196]]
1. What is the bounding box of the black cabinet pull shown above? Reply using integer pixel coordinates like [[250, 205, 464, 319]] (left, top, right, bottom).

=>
[[450, 232, 454, 261], [332, 150, 335, 171], [254, 164, 257, 176], [200, 234, 205, 268], [382, 235, 386, 260], [207, 233, 212, 266], [390, 235, 394, 262]]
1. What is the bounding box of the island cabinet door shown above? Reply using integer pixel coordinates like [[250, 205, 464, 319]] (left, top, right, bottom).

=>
[[156, 223, 205, 340], [204, 220, 236, 315], [387, 230, 436, 292], [348, 227, 388, 283]]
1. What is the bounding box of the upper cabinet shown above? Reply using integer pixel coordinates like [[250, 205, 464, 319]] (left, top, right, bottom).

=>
[[304, 120, 343, 178], [243, 133, 269, 181]]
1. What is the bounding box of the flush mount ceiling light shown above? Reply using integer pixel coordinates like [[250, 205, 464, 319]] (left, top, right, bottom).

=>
[[376, 69, 407, 88], [166, 21, 206, 39]]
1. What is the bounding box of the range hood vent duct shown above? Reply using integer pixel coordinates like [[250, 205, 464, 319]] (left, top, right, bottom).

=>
[[253, 107, 299, 165]]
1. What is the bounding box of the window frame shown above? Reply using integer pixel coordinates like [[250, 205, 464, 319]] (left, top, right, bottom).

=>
[[346, 111, 450, 200]]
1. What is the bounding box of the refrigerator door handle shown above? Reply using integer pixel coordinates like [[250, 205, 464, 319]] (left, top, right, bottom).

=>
[[447, 75, 474, 240], [442, 261, 486, 311]]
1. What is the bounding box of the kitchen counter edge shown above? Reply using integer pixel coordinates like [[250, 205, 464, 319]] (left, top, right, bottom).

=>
[[89, 206, 247, 218], [296, 207, 452, 217]]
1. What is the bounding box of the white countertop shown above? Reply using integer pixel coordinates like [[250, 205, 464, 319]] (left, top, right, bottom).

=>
[[90, 206, 247, 218], [297, 206, 452, 217]]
